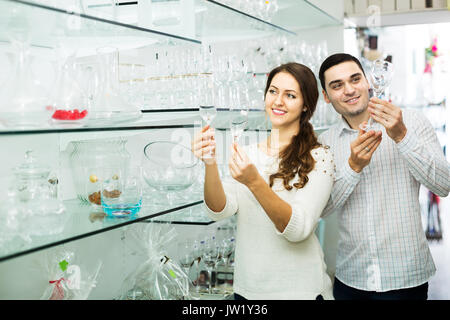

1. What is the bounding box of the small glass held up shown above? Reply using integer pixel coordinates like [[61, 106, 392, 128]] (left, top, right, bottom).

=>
[[360, 59, 394, 132], [199, 77, 217, 159]]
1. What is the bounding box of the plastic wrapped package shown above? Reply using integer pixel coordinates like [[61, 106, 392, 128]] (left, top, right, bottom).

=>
[[118, 223, 194, 300], [39, 250, 102, 300]]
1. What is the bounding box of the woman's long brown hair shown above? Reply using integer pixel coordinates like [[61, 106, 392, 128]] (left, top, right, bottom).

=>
[[264, 62, 321, 191]]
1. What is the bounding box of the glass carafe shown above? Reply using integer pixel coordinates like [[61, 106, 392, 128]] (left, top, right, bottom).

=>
[[90, 47, 141, 125], [0, 41, 50, 129], [68, 137, 131, 205]]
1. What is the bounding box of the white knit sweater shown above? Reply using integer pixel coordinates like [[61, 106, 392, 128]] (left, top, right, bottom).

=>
[[205, 144, 335, 300]]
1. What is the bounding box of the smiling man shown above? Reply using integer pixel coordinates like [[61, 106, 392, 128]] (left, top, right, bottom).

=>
[[317, 53, 450, 300]]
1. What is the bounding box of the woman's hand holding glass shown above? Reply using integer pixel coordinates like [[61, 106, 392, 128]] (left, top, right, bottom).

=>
[[191, 125, 217, 166], [229, 143, 261, 188]]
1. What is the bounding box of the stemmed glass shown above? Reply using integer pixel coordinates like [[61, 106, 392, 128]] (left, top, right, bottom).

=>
[[199, 78, 217, 158], [360, 59, 394, 132], [177, 240, 195, 281], [202, 236, 220, 294], [230, 91, 249, 144]]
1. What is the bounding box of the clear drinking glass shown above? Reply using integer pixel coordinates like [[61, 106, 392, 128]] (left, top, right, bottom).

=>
[[101, 166, 143, 217], [360, 59, 394, 132]]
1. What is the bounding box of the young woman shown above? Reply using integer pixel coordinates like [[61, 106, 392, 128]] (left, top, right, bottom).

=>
[[191, 62, 335, 300]]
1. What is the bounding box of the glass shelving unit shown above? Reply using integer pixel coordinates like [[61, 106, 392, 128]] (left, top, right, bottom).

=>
[[0, 0, 340, 266]]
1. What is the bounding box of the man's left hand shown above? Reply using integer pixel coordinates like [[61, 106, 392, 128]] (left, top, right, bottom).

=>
[[368, 97, 407, 143]]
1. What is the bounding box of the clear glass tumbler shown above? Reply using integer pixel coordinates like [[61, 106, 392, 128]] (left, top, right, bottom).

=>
[[101, 166, 143, 217]]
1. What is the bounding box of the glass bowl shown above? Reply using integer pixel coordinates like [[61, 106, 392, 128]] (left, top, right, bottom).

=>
[[142, 141, 200, 200]]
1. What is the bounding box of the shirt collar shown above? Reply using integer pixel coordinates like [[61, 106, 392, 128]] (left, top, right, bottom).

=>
[[337, 116, 358, 136]]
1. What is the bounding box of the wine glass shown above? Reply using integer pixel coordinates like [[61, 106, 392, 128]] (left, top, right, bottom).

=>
[[360, 59, 394, 132], [177, 240, 195, 280], [199, 79, 217, 158], [230, 94, 249, 144], [202, 236, 220, 294]]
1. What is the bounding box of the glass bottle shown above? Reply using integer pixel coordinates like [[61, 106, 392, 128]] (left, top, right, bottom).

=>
[[90, 47, 141, 125]]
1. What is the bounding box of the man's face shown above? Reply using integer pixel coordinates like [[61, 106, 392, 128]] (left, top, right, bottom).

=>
[[322, 61, 370, 118]]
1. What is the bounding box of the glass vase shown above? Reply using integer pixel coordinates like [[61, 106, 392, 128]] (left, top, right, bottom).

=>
[[68, 137, 131, 205]]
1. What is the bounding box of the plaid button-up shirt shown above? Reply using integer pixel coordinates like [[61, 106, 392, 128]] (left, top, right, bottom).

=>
[[318, 108, 450, 292]]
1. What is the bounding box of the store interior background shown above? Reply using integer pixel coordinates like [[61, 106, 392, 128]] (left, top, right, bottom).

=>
[[0, 0, 449, 299]]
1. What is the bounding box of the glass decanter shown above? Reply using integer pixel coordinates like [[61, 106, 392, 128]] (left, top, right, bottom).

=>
[[0, 41, 50, 129], [50, 55, 89, 127]]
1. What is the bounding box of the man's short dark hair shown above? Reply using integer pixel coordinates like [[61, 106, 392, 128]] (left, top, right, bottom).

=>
[[319, 53, 366, 92]]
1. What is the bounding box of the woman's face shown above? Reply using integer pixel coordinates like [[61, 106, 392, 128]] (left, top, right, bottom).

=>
[[265, 72, 304, 132]]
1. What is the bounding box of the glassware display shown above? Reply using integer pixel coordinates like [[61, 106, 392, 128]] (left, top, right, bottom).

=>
[[0, 41, 50, 129], [360, 59, 395, 132], [90, 47, 142, 125], [0, 0, 344, 302], [142, 141, 200, 205], [101, 166, 143, 217], [68, 137, 131, 204], [49, 55, 89, 128]]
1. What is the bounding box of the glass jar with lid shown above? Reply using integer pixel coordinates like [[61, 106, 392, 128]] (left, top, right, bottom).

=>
[[10, 150, 66, 237]]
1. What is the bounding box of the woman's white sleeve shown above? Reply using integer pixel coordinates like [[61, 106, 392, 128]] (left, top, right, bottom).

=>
[[203, 177, 239, 221], [279, 149, 335, 242]]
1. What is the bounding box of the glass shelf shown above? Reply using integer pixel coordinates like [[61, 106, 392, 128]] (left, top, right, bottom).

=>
[[0, 109, 269, 135], [0, 193, 204, 263], [270, 0, 341, 31], [19, 0, 341, 43], [0, 109, 332, 135], [145, 201, 214, 225], [0, 0, 200, 56], [193, 0, 297, 41]]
